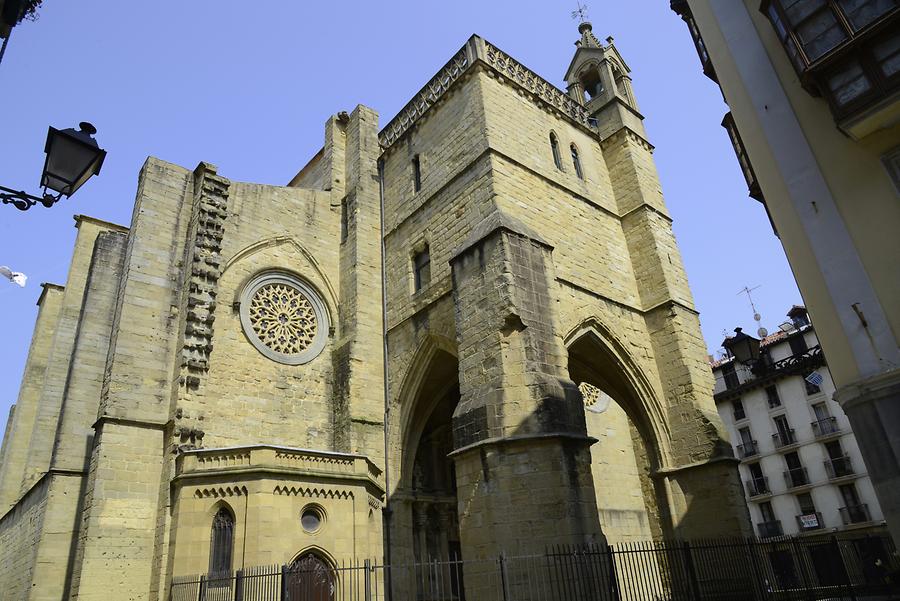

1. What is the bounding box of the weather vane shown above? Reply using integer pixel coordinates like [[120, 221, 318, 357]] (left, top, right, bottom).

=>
[[572, 1, 589, 23]]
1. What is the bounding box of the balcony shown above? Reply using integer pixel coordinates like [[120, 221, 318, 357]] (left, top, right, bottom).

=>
[[737, 441, 759, 459], [757, 520, 783, 539], [713, 345, 825, 403], [825, 456, 855, 480], [839, 504, 872, 525], [746, 477, 770, 498], [772, 429, 797, 449], [760, 2, 900, 140], [796, 512, 824, 532], [783, 467, 809, 489], [811, 417, 841, 439]]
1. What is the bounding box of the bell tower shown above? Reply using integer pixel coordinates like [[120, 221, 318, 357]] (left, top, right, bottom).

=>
[[565, 21, 643, 141]]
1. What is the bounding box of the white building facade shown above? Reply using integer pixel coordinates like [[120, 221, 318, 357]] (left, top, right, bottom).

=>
[[713, 307, 887, 539]]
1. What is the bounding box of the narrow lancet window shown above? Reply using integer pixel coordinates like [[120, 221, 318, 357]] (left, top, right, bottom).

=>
[[550, 133, 563, 170], [413, 155, 422, 192], [571, 144, 584, 179], [209, 507, 235, 576], [413, 246, 431, 292]]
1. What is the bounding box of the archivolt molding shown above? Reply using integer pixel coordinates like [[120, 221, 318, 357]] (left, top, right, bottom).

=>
[[393, 334, 458, 486], [394, 335, 458, 409], [273, 485, 353, 500], [193, 485, 248, 499], [564, 316, 673, 465], [222, 235, 339, 315]]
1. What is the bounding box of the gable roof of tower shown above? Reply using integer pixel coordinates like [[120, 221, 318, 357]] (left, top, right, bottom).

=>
[[563, 37, 631, 83]]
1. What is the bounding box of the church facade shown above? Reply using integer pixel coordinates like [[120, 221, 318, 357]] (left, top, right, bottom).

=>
[[0, 26, 749, 600]]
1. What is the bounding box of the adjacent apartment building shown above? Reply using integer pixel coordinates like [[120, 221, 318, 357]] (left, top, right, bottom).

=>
[[713, 306, 887, 539], [671, 1, 900, 543]]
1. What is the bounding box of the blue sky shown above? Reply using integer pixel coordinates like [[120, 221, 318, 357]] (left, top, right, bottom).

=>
[[0, 1, 801, 430]]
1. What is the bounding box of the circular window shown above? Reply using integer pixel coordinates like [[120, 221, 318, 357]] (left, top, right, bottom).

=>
[[301, 505, 325, 533], [239, 272, 329, 365]]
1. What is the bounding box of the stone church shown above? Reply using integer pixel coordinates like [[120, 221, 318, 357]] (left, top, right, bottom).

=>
[[0, 24, 749, 600]]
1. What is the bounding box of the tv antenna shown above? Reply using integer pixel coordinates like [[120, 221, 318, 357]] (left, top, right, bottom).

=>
[[737, 285, 767, 338], [572, 1, 590, 23]]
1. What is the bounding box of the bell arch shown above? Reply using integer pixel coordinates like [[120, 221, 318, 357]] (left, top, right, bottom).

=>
[[566, 319, 675, 540], [577, 60, 605, 101]]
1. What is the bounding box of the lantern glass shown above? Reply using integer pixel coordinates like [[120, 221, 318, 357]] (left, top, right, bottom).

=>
[[40, 123, 106, 197], [724, 327, 761, 364]]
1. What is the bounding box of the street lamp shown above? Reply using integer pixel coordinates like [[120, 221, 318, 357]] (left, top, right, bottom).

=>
[[1, 122, 106, 211], [722, 327, 761, 365]]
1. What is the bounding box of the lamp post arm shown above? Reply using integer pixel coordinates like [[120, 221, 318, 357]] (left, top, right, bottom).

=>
[[0, 185, 62, 211]]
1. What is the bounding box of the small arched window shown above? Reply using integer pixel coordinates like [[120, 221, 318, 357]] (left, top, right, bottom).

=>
[[550, 133, 562, 170], [209, 506, 235, 576], [571, 144, 584, 180]]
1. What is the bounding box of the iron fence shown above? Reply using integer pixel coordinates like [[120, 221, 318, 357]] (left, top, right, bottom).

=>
[[171, 533, 899, 601]]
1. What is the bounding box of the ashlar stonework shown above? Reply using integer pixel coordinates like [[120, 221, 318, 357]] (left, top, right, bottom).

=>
[[0, 25, 748, 601]]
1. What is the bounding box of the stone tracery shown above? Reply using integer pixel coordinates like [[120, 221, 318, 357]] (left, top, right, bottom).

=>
[[248, 282, 318, 356]]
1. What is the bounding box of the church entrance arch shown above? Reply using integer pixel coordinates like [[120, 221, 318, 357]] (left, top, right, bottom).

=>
[[284, 552, 335, 601], [567, 326, 672, 541], [398, 347, 462, 563]]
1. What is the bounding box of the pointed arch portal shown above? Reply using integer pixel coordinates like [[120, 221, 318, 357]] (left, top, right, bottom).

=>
[[284, 553, 335, 601], [567, 325, 672, 540]]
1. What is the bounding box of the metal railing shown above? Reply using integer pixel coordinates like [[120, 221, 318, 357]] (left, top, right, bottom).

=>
[[783, 467, 809, 489], [840, 503, 872, 525], [825, 456, 855, 479], [811, 417, 840, 438], [771, 429, 797, 449], [736, 441, 759, 459], [745, 476, 770, 497], [171, 533, 899, 601], [756, 520, 783, 539]]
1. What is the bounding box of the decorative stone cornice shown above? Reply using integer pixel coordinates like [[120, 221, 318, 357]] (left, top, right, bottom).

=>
[[193, 485, 248, 499], [273, 485, 353, 500], [379, 42, 471, 148], [483, 40, 592, 129], [378, 35, 596, 151], [174, 445, 384, 496]]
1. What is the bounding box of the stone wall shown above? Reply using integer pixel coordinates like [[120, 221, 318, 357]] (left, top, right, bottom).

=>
[[0, 474, 49, 600], [0, 284, 63, 513]]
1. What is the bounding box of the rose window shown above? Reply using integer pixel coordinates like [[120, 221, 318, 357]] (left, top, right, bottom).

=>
[[239, 272, 329, 365], [248, 283, 318, 355]]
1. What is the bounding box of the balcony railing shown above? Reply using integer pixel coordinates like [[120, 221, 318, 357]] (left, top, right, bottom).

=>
[[714, 345, 825, 403], [839, 504, 871, 525], [757, 520, 783, 538], [737, 441, 759, 459], [825, 456, 855, 479], [796, 512, 824, 531], [772, 429, 797, 449], [811, 417, 840, 438], [783, 467, 809, 489], [746, 477, 770, 497]]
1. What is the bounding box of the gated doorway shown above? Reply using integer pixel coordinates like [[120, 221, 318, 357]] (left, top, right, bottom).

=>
[[284, 553, 335, 601]]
